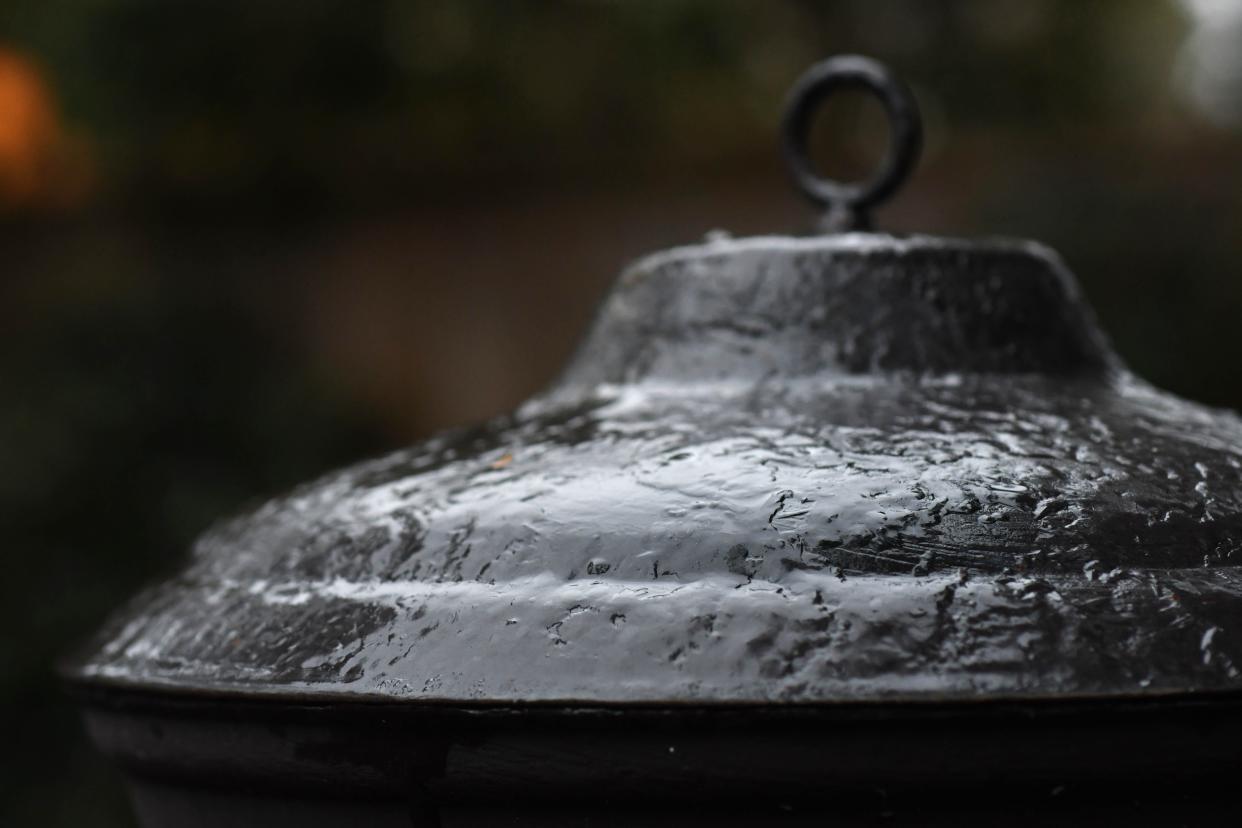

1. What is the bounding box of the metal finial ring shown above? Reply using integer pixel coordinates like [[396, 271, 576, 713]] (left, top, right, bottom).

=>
[[781, 55, 923, 231]]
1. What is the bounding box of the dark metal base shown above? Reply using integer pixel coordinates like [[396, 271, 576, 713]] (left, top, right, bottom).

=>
[[121, 778, 1242, 828], [75, 685, 1242, 827]]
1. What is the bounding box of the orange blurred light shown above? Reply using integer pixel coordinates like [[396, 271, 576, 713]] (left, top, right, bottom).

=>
[[0, 48, 90, 210]]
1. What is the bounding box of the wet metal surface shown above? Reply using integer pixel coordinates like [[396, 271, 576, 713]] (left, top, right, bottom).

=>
[[68, 235, 1242, 704]]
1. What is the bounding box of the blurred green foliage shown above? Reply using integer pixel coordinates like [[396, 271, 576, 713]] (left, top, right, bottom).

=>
[[1, 2, 1240, 825], [2, 0, 1188, 211]]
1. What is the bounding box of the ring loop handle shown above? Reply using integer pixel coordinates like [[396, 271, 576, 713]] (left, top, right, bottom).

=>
[[780, 55, 923, 232]]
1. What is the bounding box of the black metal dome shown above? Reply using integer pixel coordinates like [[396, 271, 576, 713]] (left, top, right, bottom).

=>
[[65, 56, 1242, 828], [68, 232, 1242, 704]]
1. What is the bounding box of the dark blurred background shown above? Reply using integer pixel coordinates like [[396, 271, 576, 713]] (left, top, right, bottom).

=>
[[2, 1, 1241, 824]]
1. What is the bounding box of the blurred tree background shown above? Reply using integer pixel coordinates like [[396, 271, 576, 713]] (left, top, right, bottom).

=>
[[1, 1, 1241, 824]]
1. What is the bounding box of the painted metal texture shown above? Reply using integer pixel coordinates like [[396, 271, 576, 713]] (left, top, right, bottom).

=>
[[66, 234, 1242, 704]]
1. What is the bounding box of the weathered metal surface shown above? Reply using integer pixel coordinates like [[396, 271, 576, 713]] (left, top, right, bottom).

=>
[[67, 235, 1242, 704]]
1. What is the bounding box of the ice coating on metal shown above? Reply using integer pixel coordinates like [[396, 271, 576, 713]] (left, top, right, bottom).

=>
[[69, 236, 1242, 703], [556, 235, 1120, 385]]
